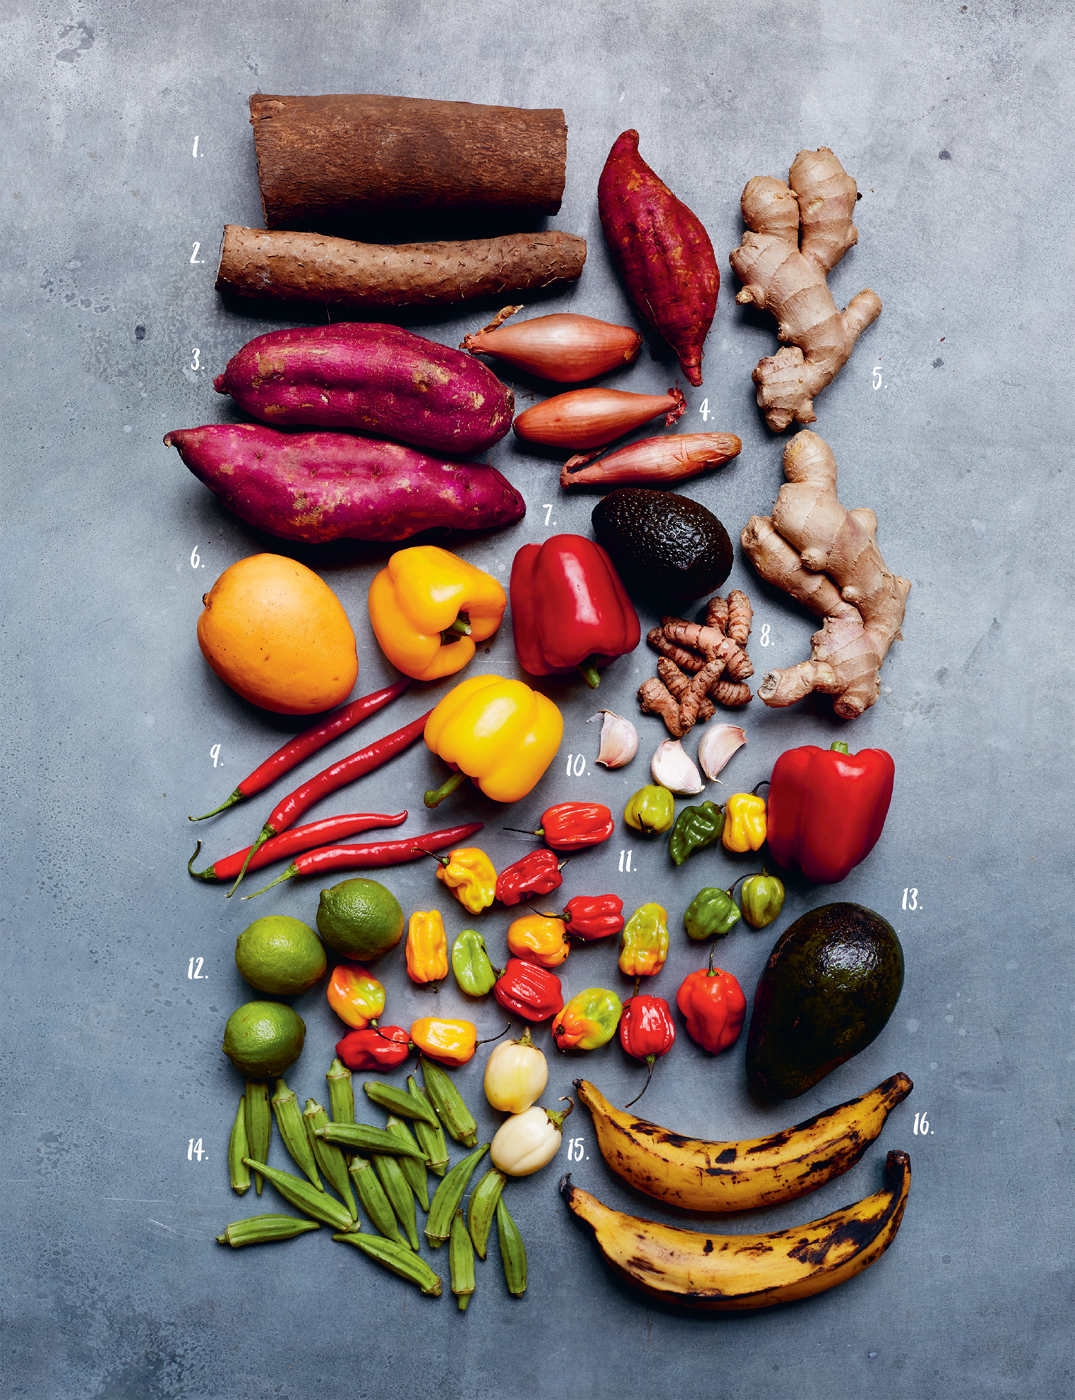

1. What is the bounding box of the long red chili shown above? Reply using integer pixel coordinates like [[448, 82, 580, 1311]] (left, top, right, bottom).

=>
[[228, 709, 434, 895], [189, 677, 410, 821], [187, 811, 407, 882], [242, 822, 484, 899]]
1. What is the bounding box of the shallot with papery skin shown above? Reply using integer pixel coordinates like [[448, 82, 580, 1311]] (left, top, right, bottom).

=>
[[697, 724, 747, 780], [561, 432, 741, 489], [588, 710, 639, 769], [650, 739, 704, 794], [513, 386, 685, 451], [461, 307, 642, 383]]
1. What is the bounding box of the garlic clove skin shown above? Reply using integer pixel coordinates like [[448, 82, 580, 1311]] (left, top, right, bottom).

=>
[[697, 724, 747, 780], [589, 710, 639, 769], [651, 739, 705, 795]]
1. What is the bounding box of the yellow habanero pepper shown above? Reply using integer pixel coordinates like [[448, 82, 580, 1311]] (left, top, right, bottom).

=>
[[506, 914, 570, 968], [368, 546, 507, 681], [410, 1016, 478, 1067], [722, 793, 768, 853], [435, 847, 497, 915], [406, 910, 449, 984], [618, 903, 669, 978], [423, 674, 564, 807]]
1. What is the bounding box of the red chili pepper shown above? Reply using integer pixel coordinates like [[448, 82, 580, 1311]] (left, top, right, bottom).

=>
[[510, 535, 640, 688], [493, 958, 564, 1023], [561, 894, 624, 940], [228, 709, 433, 893], [676, 949, 746, 1054], [241, 822, 483, 899], [335, 1024, 411, 1071], [767, 742, 895, 885], [495, 850, 565, 906], [188, 812, 407, 882], [619, 993, 676, 1106], [189, 677, 410, 821]]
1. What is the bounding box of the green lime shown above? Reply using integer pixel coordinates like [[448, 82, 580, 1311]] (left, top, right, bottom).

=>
[[235, 915, 326, 995], [222, 1001, 306, 1077], [316, 878, 404, 960]]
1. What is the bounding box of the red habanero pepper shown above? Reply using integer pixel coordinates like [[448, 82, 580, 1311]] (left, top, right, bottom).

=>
[[189, 677, 410, 820], [187, 811, 407, 881], [561, 895, 624, 940], [676, 949, 746, 1054], [510, 535, 640, 689], [495, 850, 565, 906], [241, 822, 483, 899], [493, 959, 564, 1023], [767, 742, 895, 885], [508, 803, 615, 852], [619, 994, 676, 1106], [335, 1024, 411, 1072]]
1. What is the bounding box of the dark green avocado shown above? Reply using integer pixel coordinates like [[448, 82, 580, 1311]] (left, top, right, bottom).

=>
[[746, 902, 904, 1101], [590, 489, 732, 607]]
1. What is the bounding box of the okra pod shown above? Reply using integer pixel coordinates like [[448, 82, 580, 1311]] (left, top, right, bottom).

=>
[[228, 1095, 251, 1196], [316, 1122, 427, 1160], [364, 1080, 439, 1129], [242, 1157, 356, 1232], [216, 1214, 320, 1247], [385, 1115, 430, 1211], [348, 1157, 405, 1246], [373, 1154, 420, 1251], [408, 1076, 449, 1176], [466, 1167, 507, 1260], [332, 1231, 442, 1297], [303, 1099, 357, 1221], [426, 1143, 489, 1249], [271, 1079, 322, 1190], [420, 1057, 478, 1147], [449, 1208, 476, 1311], [496, 1197, 527, 1297], [326, 1058, 356, 1163], [244, 1080, 272, 1196]]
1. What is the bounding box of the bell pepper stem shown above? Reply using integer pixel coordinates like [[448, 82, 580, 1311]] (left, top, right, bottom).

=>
[[187, 841, 214, 881], [441, 612, 472, 643], [830, 741, 850, 754], [576, 657, 601, 690], [424, 770, 469, 809], [546, 1097, 574, 1131]]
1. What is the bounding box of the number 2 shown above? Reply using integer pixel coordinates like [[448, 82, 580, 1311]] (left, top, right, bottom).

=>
[[190, 242, 204, 264]]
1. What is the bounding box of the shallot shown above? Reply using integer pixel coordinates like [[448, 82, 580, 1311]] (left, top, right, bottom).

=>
[[513, 386, 685, 451], [561, 432, 741, 489], [461, 307, 642, 383]]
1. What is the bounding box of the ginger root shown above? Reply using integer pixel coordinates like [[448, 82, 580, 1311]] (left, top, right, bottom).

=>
[[730, 148, 881, 432], [741, 431, 910, 718]]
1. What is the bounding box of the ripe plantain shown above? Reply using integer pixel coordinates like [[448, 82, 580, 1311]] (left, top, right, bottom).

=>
[[575, 1072, 911, 1212], [560, 1149, 911, 1310]]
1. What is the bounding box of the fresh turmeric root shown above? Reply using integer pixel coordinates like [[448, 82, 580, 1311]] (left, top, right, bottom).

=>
[[730, 148, 881, 431], [740, 431, 910, 718]]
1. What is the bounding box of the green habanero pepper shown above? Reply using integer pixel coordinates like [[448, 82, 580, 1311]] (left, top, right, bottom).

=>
[[683, 886, 742, 941], [737, 870, 786, 929], [668, 800, 725, 866], [624, 785, 675, 836], [451, 929, 498, 998]]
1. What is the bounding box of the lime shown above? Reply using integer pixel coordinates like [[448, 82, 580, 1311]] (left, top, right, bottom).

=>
[[222, 1001, 306, 1077], [235, 915, 326, 995], [316, 878, 404, 960]]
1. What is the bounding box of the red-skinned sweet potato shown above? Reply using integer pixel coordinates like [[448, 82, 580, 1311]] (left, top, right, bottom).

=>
[[598, 130, 719, 387], [213, 323, 513, 457], [165, 423, 525, 543]]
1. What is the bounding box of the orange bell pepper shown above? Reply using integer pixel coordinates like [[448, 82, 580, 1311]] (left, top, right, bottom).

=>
[[405, 909, 448, 984]]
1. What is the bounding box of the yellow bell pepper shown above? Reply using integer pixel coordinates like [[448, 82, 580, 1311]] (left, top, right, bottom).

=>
[[405, 909, 449, 984], [410, 1016, 479, 1066], [423, 674, 564, 807], [722, 793, 768, 853], [435, 846, 497, 914], [368, 546, 507, 681]]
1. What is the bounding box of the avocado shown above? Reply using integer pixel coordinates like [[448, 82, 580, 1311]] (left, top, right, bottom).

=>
[[745, 902, 903, 1101], [591, 489, 732, 607]]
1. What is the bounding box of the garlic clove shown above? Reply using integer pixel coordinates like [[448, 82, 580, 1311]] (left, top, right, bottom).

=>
[[650, 739, 704, 795], [697, 724, 747, 780], [588, 710, 639, 768]]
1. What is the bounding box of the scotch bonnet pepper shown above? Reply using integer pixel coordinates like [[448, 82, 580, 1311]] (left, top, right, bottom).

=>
[[435, 846, 497, 914], [368, 545, 507, 681], [624, 785, 675, 836], [335, 1024, 411, 1071], [451, 929, 498, 997], [767, 742, 895, 884], [738, 871, 785, 929], [618, 903, 669, 978], [495, 850, 564, 906], [683, 887, 741, 941], [510, 535, 640, 689], [424, 674, 564, 808], [676, 951, 746, 1053], [534, 802, 615, 852], [406, 910, 448, 984], [410, 1017, 478, 1067], [326, 966, 386, 1029], [722, 792, 767, 853], [552, 987, 623, 1051], [506, 914, 570, 968], [668, 800, 725, 867], [561, 894, 624, 941], [494, 958, 564, 1022], [619, 994, 675, 1104]]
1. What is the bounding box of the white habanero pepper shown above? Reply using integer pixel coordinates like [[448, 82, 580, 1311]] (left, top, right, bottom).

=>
[[483, 1027, 548, 1115], [490, 1099, 574, 1178]]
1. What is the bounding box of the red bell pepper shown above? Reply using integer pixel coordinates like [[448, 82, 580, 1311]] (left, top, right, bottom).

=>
[[335, 1024, 411, 1071], [619, 993, 676, 1106], [676, 951, 746, 1054], [561, 894, 624, 940], [767, 742, 894, 884], [493, 958, 564, 1023], [495, 849, 565, 906], [510, 535, 641, 688]]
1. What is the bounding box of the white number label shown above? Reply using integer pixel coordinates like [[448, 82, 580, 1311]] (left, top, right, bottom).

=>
[[618, 849, 633, 873], [187, 957, 206, 980], [187, 1138, 206, 1161], [872, 364, 883, 390], [566, 1137, 586, 1161], [902, 887, 918, 911], [190, 348, 200, 371], [698, 397, 710, 422], [210, 743, 221, 767], [912, 1112, 931, 1136], [190, 242, 204, 264], [192, 135, 200, 158], [565, 753, 586, 777], [190, 545, 200, 568], [758, 623, 771, 647], [543, 503, 554, 526]]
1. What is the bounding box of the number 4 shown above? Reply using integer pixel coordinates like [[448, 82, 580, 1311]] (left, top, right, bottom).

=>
[[698, 398, 710, 422]]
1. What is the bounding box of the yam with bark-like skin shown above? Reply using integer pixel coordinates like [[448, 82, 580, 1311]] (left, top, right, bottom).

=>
[[213, 324, 514, 456], [165, 423, 526, 544], [215, 226, 587, 310], [250, 93, 568, 228]]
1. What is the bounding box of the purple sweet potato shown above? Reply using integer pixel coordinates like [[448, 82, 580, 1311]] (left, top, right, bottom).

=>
[[165, 423, 525, 543], [213, 323, 514, 456], [597, 130, 719, 387]]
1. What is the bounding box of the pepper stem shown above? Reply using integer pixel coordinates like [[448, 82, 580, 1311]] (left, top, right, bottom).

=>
[[576, 658, 601, 690], [424, 770, 469, 809], [474, 1023, 512, 1048], [830, 741, 850, 754], [188, 787, 244, 822], [706, 944, 717, 976], [624, 1058, 656, 1109], [514, 1026, 534, 1048], [240, 861, 300, 899], [441, 612, 473, 644], [546, 1097, 574, 1131], [227, 825, 273, 896], [187, 841, 215, 881]]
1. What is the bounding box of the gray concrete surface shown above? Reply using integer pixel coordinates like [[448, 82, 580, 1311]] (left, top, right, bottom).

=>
[[2, 1, 1072, 1396]]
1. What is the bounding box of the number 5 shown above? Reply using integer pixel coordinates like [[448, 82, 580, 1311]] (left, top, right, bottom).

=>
[[872, 365, 882, 390]]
